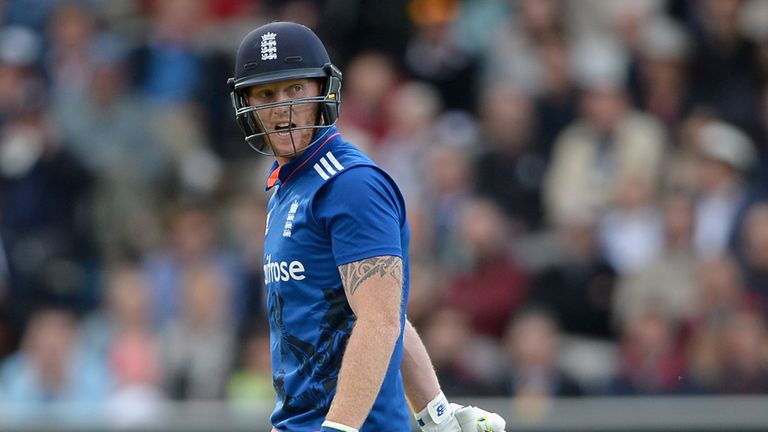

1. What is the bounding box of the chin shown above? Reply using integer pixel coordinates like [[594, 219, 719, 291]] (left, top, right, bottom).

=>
[[271, 133, 312, 155], [272, 140, 308, 156]]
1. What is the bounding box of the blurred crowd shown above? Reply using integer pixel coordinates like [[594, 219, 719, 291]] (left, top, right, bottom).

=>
[[1, 0, 768, 425]]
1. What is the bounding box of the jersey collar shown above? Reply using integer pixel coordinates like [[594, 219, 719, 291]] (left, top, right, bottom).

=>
[[265, 126, 341, 190]]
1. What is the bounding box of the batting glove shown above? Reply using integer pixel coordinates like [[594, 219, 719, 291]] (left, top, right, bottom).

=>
[[453, 403, 506, 432], [415, 392, 506, 432]]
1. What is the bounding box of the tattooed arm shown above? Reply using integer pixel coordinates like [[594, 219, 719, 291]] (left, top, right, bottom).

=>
[[323, 255, 404, 429]]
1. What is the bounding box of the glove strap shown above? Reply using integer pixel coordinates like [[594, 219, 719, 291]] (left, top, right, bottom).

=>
[[415, 391, 453, 427], [320, 420, 359, 432]]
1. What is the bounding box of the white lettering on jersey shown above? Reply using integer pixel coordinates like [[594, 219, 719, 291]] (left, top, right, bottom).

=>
[[284, 200, 299, 237], [263, 255, 306, 284]]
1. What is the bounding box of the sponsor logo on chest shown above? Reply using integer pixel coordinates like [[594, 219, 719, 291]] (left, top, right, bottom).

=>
[[263, 255, 305, 284]]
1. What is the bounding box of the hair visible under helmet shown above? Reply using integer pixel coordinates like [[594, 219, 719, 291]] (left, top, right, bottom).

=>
[[228, 22, 342, 157]]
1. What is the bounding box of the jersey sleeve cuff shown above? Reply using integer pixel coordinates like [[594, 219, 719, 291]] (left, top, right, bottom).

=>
[[334, 248, 403, 267]]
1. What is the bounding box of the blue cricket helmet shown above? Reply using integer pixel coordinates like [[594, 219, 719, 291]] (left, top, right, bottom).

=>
[[228, 21, 342, 156]]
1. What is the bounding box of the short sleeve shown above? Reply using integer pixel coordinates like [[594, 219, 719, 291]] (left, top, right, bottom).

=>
[[313, 166, 405, 266]]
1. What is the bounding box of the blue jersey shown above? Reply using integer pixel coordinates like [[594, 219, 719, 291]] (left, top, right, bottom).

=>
[[262, 127, 412, 431]]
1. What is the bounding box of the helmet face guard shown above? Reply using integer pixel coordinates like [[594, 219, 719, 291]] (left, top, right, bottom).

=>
[[228, 22, 342, 157], [229, 64, 341, 157]]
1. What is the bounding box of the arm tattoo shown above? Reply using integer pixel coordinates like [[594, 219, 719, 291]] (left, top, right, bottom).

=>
[[339, 256, 403, 296]]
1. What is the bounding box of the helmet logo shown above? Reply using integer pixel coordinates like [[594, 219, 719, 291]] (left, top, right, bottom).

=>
[[261, 32, 277, 60]]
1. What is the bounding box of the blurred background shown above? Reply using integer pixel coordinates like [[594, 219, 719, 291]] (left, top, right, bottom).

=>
[[0, 0, 768, 430]]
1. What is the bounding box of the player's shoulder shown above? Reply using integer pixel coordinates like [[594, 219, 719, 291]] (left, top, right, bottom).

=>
[[321, 163, 395, 199], [310, 140, 406, 222], [308, 140, 372, 181], [310, 137, 404, 199], [313, 163, 405, 224]]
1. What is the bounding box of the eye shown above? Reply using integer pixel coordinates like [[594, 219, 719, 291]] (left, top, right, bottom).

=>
[[288, 84, 303, 96], [250, 88, 273, 100]]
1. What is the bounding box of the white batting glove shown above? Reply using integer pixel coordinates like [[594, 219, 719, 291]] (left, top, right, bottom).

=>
[[415, 391, 461, 432], [415, 392, 506, 432], [452, 403, 506, 432]]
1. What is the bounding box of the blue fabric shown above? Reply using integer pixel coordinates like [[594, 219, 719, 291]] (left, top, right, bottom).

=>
[[314, 165, 405, 266], [263, 129, 411, 431]]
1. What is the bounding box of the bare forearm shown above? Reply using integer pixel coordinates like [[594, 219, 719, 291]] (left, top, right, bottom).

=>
[[402, 319, 442, 412], [326, 318, 401, 428]]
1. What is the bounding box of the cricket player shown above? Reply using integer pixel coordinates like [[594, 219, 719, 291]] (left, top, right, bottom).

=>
[[229, 21, 506, 432]]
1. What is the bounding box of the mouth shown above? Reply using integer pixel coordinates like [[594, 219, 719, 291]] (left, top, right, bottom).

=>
[[274, 123, 296, 136]]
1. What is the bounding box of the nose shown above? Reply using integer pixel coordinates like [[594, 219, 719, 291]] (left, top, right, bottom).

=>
[[272, 92, 292, 116], [274, 86, 296, 105]]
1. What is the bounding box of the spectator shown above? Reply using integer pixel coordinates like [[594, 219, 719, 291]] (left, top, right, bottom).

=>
[[403, 0, 480, 111], [373, 80, 443, 204], [687, 0, 763, 138], [482, 0, 567, 97], [1, 0, 60, 31], [473, 82, 547, 231], [687, 305, 768, 394], [684, 252, 752, 391], [142, 201, 247, 330], [0, 307, 111, 413], [336, 51, 399, 145], [494, 307, 583, 398], [0, 84, 93, 323], [0, 25, 43, 125], [533, 33, 580, 157], [105, 329, 165, 427], [690, 120, 756, 257], [630, 15, 694, 127], [77, 263, 165, 425], [544, 36, 668, 222], [690, 254, 751, 328], [159, 263, 235, 400], [755, 83, 768, 191], [606, 306, 688, 395], [613, 191, 698, 326], [133, 0, 223, 195], [419, 307, 500, 397], [736, 201, 768, 309], [422, 120, 477, 267], [224, 191, 269, 326], [531, 209, 617, 340], [54, 33, 170, 259], [442, 198, 530, 339], [44, 3, 98, 104], [597, 175, 663, 275], [707, 307, 768, 394]]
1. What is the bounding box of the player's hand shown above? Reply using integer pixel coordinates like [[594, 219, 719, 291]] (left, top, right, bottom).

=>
[[415, 393, 506, 432], [414, 391, 460, 432], [452, 403, 506, 432]]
